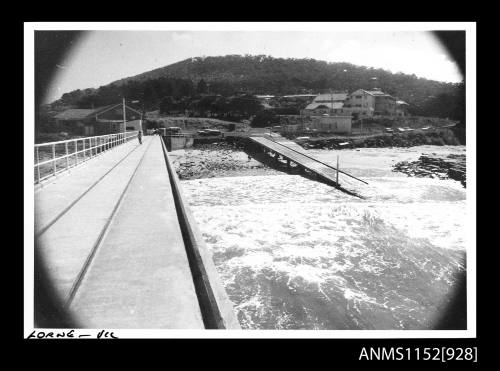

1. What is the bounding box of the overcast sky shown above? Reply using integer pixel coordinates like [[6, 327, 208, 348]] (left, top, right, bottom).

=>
[[47, 30, 463, 103]]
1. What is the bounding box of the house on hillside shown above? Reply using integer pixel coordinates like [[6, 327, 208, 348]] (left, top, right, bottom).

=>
[[343, 89, 376, 117], [301, 93, 349, 116], [369, 89, 397, 115], [53, 103, 143, 136], [395, 100, 410, 117], [343, 89, 397, 117]]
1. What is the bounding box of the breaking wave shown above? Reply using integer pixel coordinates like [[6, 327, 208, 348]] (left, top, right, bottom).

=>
[[181, 146, 467, 329]]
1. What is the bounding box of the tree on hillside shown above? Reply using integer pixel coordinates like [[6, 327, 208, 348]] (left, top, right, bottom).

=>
[[49, 55, 464, 121], [197, 79, 208, 94], [159, 96, 175, 114], [409, 81, 465, 122], [142, 82, 160, 110], [228, 95, 263, 116], [251, 110, 278, 127]]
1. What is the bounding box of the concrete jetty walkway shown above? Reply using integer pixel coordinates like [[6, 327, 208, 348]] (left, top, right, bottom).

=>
[[35, 136, 238, 329]]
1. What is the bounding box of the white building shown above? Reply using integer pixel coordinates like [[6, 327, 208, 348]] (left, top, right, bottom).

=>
[[301, 93, 349, 116]]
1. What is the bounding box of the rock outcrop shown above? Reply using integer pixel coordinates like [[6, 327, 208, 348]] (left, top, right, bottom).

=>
[[393, 154, 466, 187]]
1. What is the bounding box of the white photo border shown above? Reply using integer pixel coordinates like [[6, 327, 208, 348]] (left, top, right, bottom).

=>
[[24, 21, 476, 339]]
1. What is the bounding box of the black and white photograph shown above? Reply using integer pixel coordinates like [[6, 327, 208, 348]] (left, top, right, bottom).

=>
[[24, 22, 476, 340]]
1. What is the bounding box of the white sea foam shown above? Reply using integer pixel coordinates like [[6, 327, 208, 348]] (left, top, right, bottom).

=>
[[181, 146, 467, 329]]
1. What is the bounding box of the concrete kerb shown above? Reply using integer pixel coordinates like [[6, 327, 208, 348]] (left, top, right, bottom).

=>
[[160, 137, 241, 330]]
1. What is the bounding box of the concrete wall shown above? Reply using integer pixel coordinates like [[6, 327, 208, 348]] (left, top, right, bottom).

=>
[[308, 116, 352, 134], [166, 136, 194, 151]]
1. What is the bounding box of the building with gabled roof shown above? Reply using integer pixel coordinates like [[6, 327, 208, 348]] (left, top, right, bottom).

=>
[[53, 103, 143, 136], [301, 92, 348, 116], [344, 89, 398, 117], [313, 93, 349, 103], [395, 100, 410, 117]]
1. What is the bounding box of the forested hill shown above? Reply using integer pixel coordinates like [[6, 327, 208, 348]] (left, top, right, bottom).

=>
[[54, 55, 464, 120], [113, 55, 459, 100]]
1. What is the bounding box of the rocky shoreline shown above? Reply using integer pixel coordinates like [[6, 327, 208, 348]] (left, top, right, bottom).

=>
[[170, 135, 466, 185], [298, 129, 462, 150], [170, 141, 279, 180], [392, 154, 466, 187]]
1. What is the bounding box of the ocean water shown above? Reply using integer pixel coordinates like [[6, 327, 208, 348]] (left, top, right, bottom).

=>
[[180, 145, 467, 329]]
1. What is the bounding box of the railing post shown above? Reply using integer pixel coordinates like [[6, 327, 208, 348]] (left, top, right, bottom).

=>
[[36, 146, 40, 183], [83, 139, 86, 161], [52, 143, 56, 176], [65, 142, 69, 169], [75, 140, 78, 165]]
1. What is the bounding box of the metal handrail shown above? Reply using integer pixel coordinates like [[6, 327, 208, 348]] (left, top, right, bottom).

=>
[[34, 131, 138, 184], [34, 132, 137, 147]]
